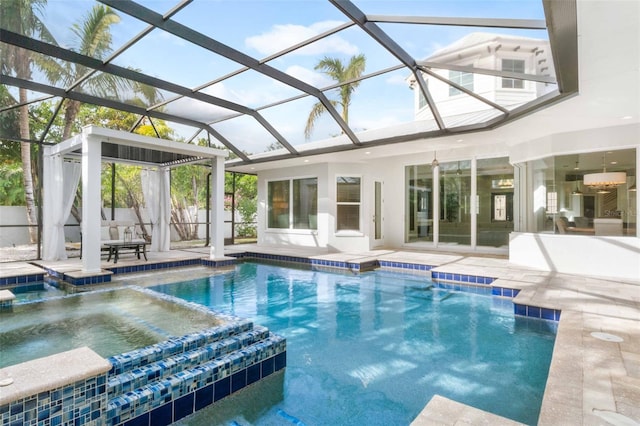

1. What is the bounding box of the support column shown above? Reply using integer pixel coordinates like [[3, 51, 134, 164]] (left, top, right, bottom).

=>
[[158, 167, 171, 251], [432, 156, 440, 248], [210, 156, 225, 259], [82, 134, 102, 272]]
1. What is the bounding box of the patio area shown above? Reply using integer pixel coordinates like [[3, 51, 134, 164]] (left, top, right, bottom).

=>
[[1, 244, 638, 425]]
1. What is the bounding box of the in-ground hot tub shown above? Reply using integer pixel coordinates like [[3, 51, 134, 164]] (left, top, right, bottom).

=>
[[0, 286, 287, 426], [0, 287, 225, 368]]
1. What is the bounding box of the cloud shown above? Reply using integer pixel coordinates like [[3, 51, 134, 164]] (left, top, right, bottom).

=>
[[245, 21, 358, 57], [284, 65, 333, 87], [386, 73, 411, 86]]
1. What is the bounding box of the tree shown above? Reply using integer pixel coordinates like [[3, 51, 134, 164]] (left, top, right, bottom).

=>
[[304, 54, 366, 140], [231, 173, 257, 238], [0, 0, 56, 242], [38, 4, 161, 140]]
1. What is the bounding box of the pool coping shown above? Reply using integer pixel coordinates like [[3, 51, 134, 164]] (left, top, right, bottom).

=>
[[0, 347, 112, 406]]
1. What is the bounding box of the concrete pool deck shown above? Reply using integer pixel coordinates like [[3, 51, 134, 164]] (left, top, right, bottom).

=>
[[1, 245, 639, 425]]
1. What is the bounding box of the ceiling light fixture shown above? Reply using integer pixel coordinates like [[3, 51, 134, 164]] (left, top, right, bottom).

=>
[[583, 153, 626, 189], [571, 174, 583, 196]]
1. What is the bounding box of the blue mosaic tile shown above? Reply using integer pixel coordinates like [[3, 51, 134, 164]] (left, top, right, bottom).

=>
[[150, 403, 172, 426], [174, 393, 194, 422], [214, 377, 231, 402]]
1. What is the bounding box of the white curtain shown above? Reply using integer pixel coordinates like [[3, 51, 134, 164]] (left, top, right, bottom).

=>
[[43, 157, 81, 260], [141, 169, 161, 251]]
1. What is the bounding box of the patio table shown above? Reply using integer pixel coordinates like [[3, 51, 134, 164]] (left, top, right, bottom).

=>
[[104, 241, 148, 264]]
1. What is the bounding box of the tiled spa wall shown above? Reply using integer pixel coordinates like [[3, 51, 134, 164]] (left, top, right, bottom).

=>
[[1, 374, 108, 426], [1, 322, 286, 426]]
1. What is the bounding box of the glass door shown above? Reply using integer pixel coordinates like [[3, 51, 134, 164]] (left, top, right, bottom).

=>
[[373, 180, 383, 246]]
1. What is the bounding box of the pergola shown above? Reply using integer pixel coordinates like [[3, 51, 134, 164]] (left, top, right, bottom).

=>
[[42, 126, 227, 273]]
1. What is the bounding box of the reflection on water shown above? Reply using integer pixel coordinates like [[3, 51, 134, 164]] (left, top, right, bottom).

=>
[[153, 262, 556, 425]]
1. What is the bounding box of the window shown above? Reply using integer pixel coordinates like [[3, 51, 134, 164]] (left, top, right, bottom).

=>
[[336, 177, 361, 231], [546, 191, 558, 214], [293, 178, 318, 229], [449, 70, 473, 96], [418, 90, 427, 110], [267, 180, 290, 228], [502, 59, 525, 89], [268, 178, 317, 230]]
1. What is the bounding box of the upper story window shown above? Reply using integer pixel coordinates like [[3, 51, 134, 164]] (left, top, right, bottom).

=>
[[336, 176, 361, 231], [418, 90, 427, 110], [449, 70, 473, 96], [417, 79, 428, 109], [501, 59, 525, 89]]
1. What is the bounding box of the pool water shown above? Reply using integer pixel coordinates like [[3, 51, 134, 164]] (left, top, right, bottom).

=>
[[151, 262, 556, 425], [0, 288, 223, 368], [9, 281, 67, 302]]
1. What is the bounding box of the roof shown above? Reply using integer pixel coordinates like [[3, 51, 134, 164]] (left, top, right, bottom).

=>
[[48, 126, 227, 167], [427, 32, 549, 60], [0, 0, 578, 167]]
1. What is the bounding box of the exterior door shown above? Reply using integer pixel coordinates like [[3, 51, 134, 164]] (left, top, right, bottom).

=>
[[373, 180, 384, 247]]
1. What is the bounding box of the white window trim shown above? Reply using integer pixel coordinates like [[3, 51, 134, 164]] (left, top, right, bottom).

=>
[[335, 175, 363, 234], [266, 176, 318, 231], [499, 57, 527, 90]]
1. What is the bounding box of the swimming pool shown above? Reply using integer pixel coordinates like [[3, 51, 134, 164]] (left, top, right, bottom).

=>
[[151, 261, 556, 425]]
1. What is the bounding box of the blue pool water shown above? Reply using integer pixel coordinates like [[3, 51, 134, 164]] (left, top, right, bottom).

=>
[[0, 288, 223, 368], [151, 262, 556, 425], [8, 281, 67, 302]]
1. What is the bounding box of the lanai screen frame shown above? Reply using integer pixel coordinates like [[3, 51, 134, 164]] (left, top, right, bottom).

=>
[[1, 0, 578, 166]]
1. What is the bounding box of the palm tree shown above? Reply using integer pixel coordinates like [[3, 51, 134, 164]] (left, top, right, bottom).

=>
[[0, 0, 56, 243], [304, 54, 366, 140], [39, 4, 160, 139]]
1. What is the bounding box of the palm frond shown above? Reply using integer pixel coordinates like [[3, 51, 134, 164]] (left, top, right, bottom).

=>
[[304, 102, 327, 140], [315, 57, 345, 82], [71, 5, 119, 59]]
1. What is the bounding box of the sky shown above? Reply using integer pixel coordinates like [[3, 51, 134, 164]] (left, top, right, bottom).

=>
[[12, 0, 548, 154]]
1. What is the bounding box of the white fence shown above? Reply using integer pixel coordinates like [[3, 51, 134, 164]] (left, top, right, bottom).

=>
[[0, 206, 244, 248]]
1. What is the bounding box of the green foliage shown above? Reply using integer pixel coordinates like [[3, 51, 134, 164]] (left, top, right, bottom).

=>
[[227, 172, 257, 237], [0, 162, 25, 205], [171, 165, 209, 207]]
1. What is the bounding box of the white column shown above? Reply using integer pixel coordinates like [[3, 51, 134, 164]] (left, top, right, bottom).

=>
[[210, 156, 225, 259], [158, 167, 171, 251], [81, 134, 102, 272], [432, 157, 440, 247], [470, 157, 477, 249]]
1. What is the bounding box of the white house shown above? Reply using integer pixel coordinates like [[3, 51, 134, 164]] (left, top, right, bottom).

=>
[[408, 33, 555, 121], [230, 1, 639, 281]]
